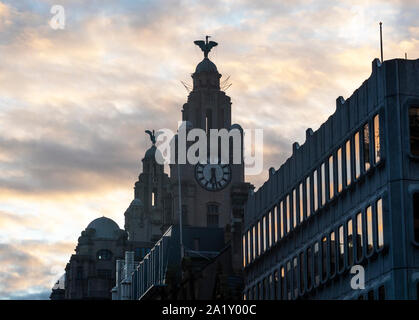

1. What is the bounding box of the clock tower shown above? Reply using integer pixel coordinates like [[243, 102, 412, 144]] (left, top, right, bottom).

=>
[[170, 37, 252, 230]]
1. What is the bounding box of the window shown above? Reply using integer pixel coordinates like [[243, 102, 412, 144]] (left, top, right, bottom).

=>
[[258, 221, 261, 256], [329, 155, 334, 199], [76, 266, 83, 280], [280, 267, 285, 300], [337, 148, 343, 193], [366, 206, 373, 254], [321, 163, 326, 206], [97, 269, 112, 279], [194, 238, 200, 251], [364, 123, 371, 171], [306, 247, 312, 289], [286, 261, 292, 300], [242, 235, 246, 267], [378, 285, 385, 300], [299, 183, 304, 223], [286, 195, 290, 233], [280, 201, 284, 238], [322, 237, 328, 281], [355, 132, 361, 179], [410, 107, 419, 155], [367, 290, 374, 300], [374, 114, 381, 162], [413, 193, 419, 243], [293, 257, 298, 298], [252, 225, 256, 259], [207, 204, 219, 227], [356, 213, 364, 261], [338, 225, 345, 271], [258, 282, 262, 300], [314, 242, 320, 286], [97, 249, 112, 261], [264, 277, 269, 300], [293, 189, 297, 228], [299, 252, 305, 293], [330, 231, 336, 276], [274, 206, 278, 243], [268, 211, 272, 248], [346, 139, 352, 186], [274, 271, 279, 299], [247, 230, 251, 264], [152, 191, 156, 207], [377, 198, 384, 249], [263, 215, 267, 252], [306, 176, 311, 217], [313, 170, 319, 211], [347, 219, 354, 266], [269, 275, 273, 300]]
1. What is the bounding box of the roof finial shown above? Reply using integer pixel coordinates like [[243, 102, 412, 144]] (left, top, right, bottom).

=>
[[194, 35, 218, 59]]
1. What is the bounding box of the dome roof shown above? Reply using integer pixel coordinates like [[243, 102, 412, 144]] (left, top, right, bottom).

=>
[[195, 58, 218, 73], [86, 216, 121, 239], [130, 198, 143, 207]]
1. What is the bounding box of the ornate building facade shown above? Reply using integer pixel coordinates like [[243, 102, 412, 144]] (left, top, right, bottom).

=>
[[54, 37, 252, 300]]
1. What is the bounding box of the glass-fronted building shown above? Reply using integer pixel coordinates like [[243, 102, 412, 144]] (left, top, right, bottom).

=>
[[242, 58, 419, 300]]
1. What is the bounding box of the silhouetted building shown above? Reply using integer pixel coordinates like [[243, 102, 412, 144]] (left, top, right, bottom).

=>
[[242, 58, 419, 300]]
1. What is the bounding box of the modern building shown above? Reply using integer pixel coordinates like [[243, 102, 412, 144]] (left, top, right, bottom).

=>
[[242, 58, 419, 300]]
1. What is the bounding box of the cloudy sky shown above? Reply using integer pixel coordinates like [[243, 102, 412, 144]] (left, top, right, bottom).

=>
[[0, 0, 418, 299]]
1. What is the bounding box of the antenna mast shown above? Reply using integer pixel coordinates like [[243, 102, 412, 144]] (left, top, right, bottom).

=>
[[379, 22, 384, 63]]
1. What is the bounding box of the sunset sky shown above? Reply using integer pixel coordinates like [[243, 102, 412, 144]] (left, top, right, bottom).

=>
[[0, 0, 418, 299]]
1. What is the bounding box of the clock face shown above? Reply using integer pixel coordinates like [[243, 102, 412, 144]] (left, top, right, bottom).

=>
[[195, 162, 232, 191]]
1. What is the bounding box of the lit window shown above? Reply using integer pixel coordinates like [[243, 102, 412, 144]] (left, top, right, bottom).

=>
[[377, 198, 384, 249], [268, 211, 272, 248], [280, 266, 285, 300], [313, 170, 318, 211], [274, 206, 278, 243], [413, 194, 419, 243], [293, 189, 297, 228], [280, 201, 284, 238], [347, 219, 354, 266], [355, 132, 361, 179], [286, 195, 290, 233], [356, 212, 363, 260], [299, 183, 304, 223], [330, 231, 336, 276], [329, 155, 334, 199], [364, 123, 371, 171], [293, 257, 298, 299], [366, 206, 373, 254], [321, 163, 326, 206], [299, 252, 305, 293], [337, 148, 343, 193], [346, 140, 352, 186], [306, 176, 311, 217], [374, 114, 381, 162], [97, 249, 112, 261], [263, 215, 266, 252], [338, 225, 345, 271], [152, 191, 156, 207], [247, 229, 251, 264], [306, 247, 312, 289], [322, 237, 327, 281], [252, 225, 256, 259], [314, 242, 320, 286], [258, 221, 261, 256], [242, 235, 246, 267]]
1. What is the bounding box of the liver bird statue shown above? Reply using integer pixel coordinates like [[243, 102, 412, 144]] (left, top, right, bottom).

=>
[[145, 129, 156, 145], [194, 35, 218, 59]]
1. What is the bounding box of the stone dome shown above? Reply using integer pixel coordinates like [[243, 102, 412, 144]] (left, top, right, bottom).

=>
[[86, 216, 121, 240], [130, 198, 143, 207], [195, 58, 218, 73]]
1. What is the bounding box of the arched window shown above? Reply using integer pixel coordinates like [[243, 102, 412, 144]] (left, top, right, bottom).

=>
[[97, 249, 112, 261]]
